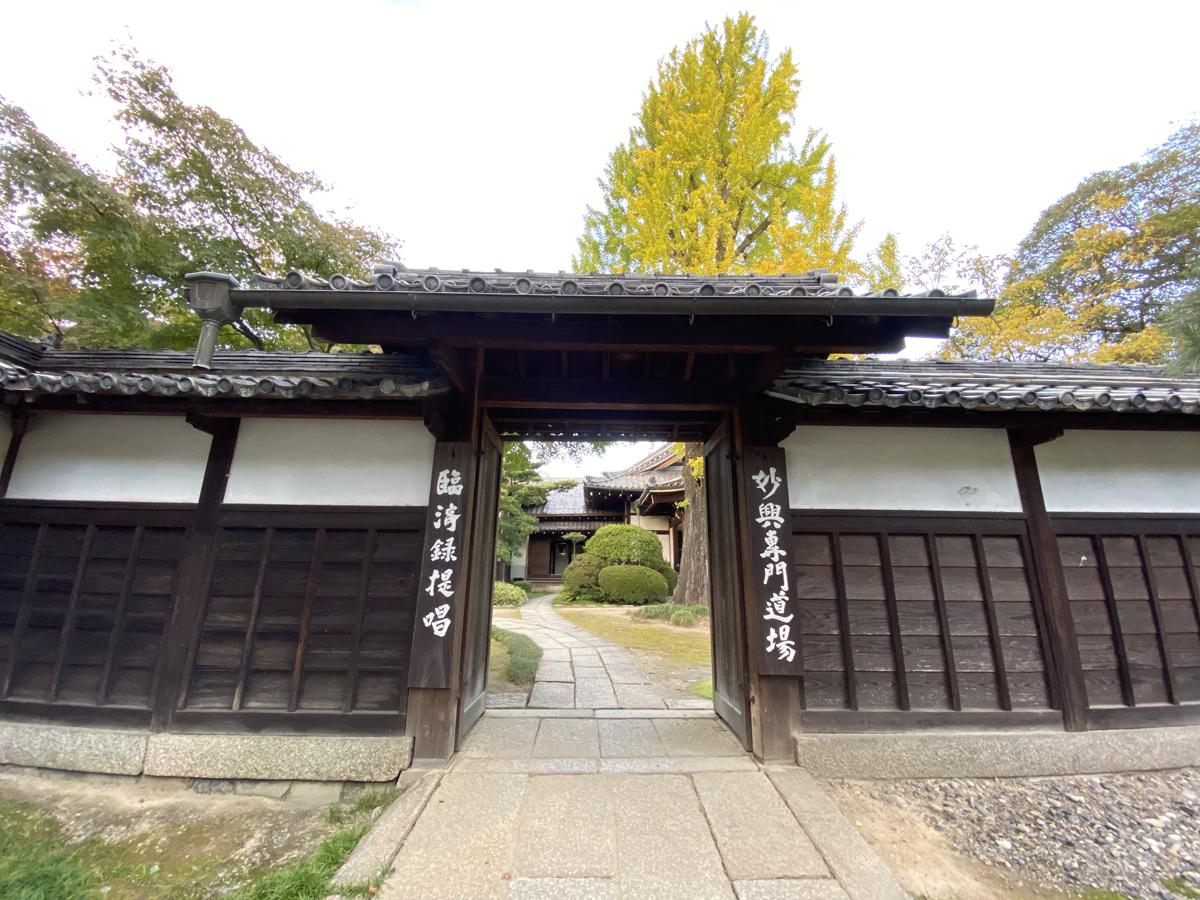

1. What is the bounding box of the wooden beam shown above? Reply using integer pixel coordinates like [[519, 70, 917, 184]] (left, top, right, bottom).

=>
[[428, 340, 469, 393], [740, 348, 794, 396], [1008, 431, 1089, 731], [0, 407, 29, 498], [480, 377, 736, 411]]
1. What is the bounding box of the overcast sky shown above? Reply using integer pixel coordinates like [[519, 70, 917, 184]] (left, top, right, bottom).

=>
[[5, 1, 1197, 476]]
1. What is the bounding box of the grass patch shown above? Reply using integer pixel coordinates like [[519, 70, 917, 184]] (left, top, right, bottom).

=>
[[558, 609, 712, 666], [1164, 877, 1200, 898], [491, 626, 543, 684], [233, 825, 367, 900], [688, 678, 713, 699]]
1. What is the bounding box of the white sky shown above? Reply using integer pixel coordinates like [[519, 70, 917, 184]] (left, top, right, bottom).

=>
[[4, 0, 1197, 471]]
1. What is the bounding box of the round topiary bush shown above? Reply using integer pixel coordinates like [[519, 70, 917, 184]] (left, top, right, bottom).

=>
[[563, 552, 605, 591], [647, 559, 678, 594], [493, 581, 527, 606], [669, 607, 699, 627], [597, 564, 669, 605], [585, 524, 664, 566]]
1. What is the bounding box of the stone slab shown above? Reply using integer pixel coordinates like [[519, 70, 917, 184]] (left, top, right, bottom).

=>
[[459, 717, 539, 758], [515, 775, 615, 877], [235, 779, 291, 800], [383, 773, 527, 899], [532, 719, 600, 758], [535, 662, 575, 682], [455, 757, 601, 774], [613, 683, 666, 709], [665, 698, 715, 710], [487, 692, 528, 709], [734, 881, 850, 900], [793, 725, 1200, 779], [611, 774, 734, 899], [595, 709, 714, 719], [768, 769, 907, 900], [599, 756, 759, 774], [146, 733, 410, 782], [287, 780, 344, 805], [597, 720, 665, 758], [332, 770, 442, 886], [654, 719, 745, 757], [574, 679, 619, 709], [693, 772, 828, 880], [486, 708, 595, 719], [528, 682, 575, 708], [605, 668, 651, 685], [508, 878, 616, 899], [0, 720, 147, 776]]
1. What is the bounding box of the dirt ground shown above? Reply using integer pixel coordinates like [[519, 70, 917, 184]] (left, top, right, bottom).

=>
[[0, 767, 339, 898]]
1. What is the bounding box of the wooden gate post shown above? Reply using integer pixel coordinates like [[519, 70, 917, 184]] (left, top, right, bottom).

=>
[[1009, 429, 1088, 732]]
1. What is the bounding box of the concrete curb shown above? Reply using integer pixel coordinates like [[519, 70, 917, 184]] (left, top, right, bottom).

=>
[[794, 724, 1200, 779], [0, 720, 147, 776], [330, 769, 443, 887], [144, 733, 414, 782]]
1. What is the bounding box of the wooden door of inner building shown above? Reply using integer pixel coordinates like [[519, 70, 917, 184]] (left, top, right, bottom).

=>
[[704, 422, 752, 749]]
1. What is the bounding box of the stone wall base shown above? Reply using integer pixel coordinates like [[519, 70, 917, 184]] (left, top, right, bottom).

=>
[[0, 720, 413, 783], [795, 725, 1200, 779]]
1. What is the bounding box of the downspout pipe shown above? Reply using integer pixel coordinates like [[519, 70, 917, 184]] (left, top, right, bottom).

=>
[[184, 272, 242, 369]]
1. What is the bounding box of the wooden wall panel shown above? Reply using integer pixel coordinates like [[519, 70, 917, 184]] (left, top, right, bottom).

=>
[[791, 513, 1054, 720]]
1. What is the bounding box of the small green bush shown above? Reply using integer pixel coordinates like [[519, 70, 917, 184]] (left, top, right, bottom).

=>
[[585, 524, 664, 566], [669, 608, 700, 627], [491, 625, 542, 684], [558, 584, 608, 604], [633, 602, 710, 623], [512, 579, 533, 596], [597, 564, 669, 604], [493, 581, 527, 606], [647, 559, 678, 594], [563, 552, 605, 591]]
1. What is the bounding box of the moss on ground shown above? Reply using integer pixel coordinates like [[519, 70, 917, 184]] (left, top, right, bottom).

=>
[[688, 678, 713, 699], [557, 608, 712, 666], [491, 626, 543, 684]]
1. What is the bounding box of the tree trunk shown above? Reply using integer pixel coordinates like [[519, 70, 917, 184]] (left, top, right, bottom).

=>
[[674, 442, 711, 609]]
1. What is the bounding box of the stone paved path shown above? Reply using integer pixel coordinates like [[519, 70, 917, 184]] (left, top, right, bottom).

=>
[[494, 594, 705, 711], [374, 712, 908, 900]]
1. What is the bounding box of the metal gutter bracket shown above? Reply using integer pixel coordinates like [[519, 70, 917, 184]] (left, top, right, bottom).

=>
[[184, 272, 241, 369]]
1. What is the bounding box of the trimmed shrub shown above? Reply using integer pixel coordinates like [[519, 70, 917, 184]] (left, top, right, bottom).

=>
[[491, 625, 542, 684], [493, 581, 527, 606], [563, 552, 605, 591], [647, 559, 678, 594], [512, 579, 533, 596], [585, 524, 664, 566], [558, 585, 608, 604], [597, 564, 669, 605], [633, 602, 710, 623]]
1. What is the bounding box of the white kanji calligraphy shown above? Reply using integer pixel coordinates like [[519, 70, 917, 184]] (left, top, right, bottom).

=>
[[425, 568, 454, 598], [766, 624, 797, 662], [763, 590, 793, 623], [429, 537, 457, 563], [751, 466, 782, 500], [422, 603, 451, 637], [433, 503, 460, 532], [759, 529, 787, 563], [763, 561, 789, 591], [755, 502, 784, 530], [435, 468, 464, 496]]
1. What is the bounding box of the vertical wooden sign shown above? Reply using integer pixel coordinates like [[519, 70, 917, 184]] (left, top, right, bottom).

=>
[[409, 442, 475, 689], [742, 446, 804, 677]]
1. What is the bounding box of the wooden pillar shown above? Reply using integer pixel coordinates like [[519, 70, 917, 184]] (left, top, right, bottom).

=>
[[732, 406, 803, 762], [151, 416, 239, 731], [1008, 429, 1088, 732]]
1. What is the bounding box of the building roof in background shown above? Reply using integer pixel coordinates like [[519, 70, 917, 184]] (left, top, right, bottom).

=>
[[768, 358, 1200, 416], [0, 333, 447, 402]]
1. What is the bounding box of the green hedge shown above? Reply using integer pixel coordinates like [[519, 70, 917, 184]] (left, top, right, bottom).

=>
[[585, 524, 664, 566], [491, 626, 542, 684], [512, 579, 533, 596], [632, 602, 710, 623], [597, 564, 669, 604], [563, 552, 605, 590], [493, 581, 527, 606], [647, 559, 678, 594]]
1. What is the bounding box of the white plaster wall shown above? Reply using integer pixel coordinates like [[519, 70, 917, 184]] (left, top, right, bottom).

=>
[[1036, 430, 1200, 513], [627, 509, 673, 562], [6, 413, 212, 503], [224, 418, 435, 506], [780, 425, 1022, 512], [510, 536, 529, 579]]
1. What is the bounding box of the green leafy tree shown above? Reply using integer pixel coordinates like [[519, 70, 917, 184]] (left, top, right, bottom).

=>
[[0, 47, 396, 350], [575, 13, 859, 277], [947, 122, 1199, 363], [496, 443, 576, 565]]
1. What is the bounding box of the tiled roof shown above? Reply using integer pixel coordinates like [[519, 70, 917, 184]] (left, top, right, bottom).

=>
[[0, 333, 447, 402], [768, 359, 1200, 415], [534, 518, 622, 534], [532, 483, 588, 516], [252, 265, 957, 301], [585, 464, 685, 493]]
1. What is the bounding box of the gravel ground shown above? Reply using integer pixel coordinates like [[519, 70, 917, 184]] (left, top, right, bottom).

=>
[[853, 769, 1200, 898]]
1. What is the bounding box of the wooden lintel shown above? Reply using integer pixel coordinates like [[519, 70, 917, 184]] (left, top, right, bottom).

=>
[[185, 411, 238, 437], [1009, 426, 1065, 448], [479, 377, 736, 411]]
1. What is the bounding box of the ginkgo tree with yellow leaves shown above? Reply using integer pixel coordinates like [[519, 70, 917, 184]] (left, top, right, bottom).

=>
[[575, 12, 860, 278]]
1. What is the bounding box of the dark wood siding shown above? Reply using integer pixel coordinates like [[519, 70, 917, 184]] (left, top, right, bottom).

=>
[[527, 537, 552, 579], [1054, 517, 1200, 727], [0, 504, 191, 726], [792, 512, 1056, 725], [174, 507, 422, 733]]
